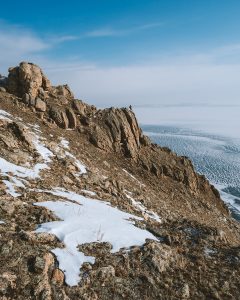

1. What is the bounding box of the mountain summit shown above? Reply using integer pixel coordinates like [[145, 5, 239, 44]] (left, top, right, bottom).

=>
[[0, 62, 239, 299]]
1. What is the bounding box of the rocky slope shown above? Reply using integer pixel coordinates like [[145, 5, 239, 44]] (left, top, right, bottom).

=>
[[0, 62, 239, 300]]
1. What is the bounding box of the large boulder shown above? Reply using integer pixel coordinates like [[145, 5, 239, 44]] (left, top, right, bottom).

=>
[[7, 62, 51, 99], [35, 98, 47, 112]]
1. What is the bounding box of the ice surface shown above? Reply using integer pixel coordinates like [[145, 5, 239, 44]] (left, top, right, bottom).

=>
[[135, 105, 240, 140], [35, 188, 158, 286], [140, 105, 240, 221]]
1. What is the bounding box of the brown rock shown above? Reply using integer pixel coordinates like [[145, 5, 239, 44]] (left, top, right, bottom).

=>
[[66, 108, 77, 129], [7, 62, 51, 99], [97, 265, 115, 281], [89, 107, 143, 159], [62, 175, 74, 184], [72, 99, 86, 115], [34, 256, 46, 273], [35, 98, 47, 112], [49, 107, 69, 129], [51, 268, 65, 285], [50, 84, 74, 99], [0, 272, 17, 294], [181, 283, 190, 299], [0, 87, 6, 92], [22, 93, 30, 104], [144, 242, 175, 273], [8, 122, 34, 148]]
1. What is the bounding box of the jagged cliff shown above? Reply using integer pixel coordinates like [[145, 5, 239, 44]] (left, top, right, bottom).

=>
[[0, 62, 239, 300]]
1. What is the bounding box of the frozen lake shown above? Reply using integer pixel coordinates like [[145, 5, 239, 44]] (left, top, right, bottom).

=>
[[135, 105, 240, 221]]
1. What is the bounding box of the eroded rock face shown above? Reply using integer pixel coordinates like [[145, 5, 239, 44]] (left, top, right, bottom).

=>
[[49, 107, 69, 129], [89, 107, 150, 159]]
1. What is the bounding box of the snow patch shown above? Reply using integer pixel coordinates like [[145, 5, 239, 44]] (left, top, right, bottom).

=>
[[60, 138, 70, 149], [56, 138, 87, 175], [125, 192, 161, 223], [35, 188, 157, 286], [2, 179, 21, 197], [0, 111, 54, 197]]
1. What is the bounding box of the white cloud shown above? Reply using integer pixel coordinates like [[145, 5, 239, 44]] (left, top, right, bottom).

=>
[[48, 35, 79, 43], [0, 22, 78, 72], [0, 25, 49, 71], [84, 22, 165, 38], [85, 28, 118, 37], [0, 21, 240, 108]]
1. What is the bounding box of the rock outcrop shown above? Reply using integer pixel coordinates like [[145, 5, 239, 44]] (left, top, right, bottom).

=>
[[1, 62, 229, 211], [7, 62, 51, 99], [4, 62, 150, 159], [89, 107, 150, 159]]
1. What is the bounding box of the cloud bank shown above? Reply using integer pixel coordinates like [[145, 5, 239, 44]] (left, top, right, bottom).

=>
[[46, 62, 240, 107]]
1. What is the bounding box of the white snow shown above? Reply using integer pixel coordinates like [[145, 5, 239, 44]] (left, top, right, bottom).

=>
[[0, 110, 54, 197], [55, 138, 87, 175], [0, 110, 11, 117], [0, 156, 46, 180], [0, 109, 12, 121], [27, 123, 42, 133], [0, 148, 51, 197], [204, 247, 216, 256], [32, 135, 53, 164], [35, 188, 158, 286], [125, 192, 161, 223], [61, 150, 87, 175], [0, 220, 5, 224], [122, 169, 145, 187], [81, 189, 96, 196], [74, 159, 87, 175], [2, 179, 21, 197], [60, 138, 69, 149]]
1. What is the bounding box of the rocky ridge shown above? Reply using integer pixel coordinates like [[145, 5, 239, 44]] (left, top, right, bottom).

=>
[[0, 62, 239, 300]]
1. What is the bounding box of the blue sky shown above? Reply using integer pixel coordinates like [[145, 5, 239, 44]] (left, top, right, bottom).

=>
[[1, 0, 240, 106]]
